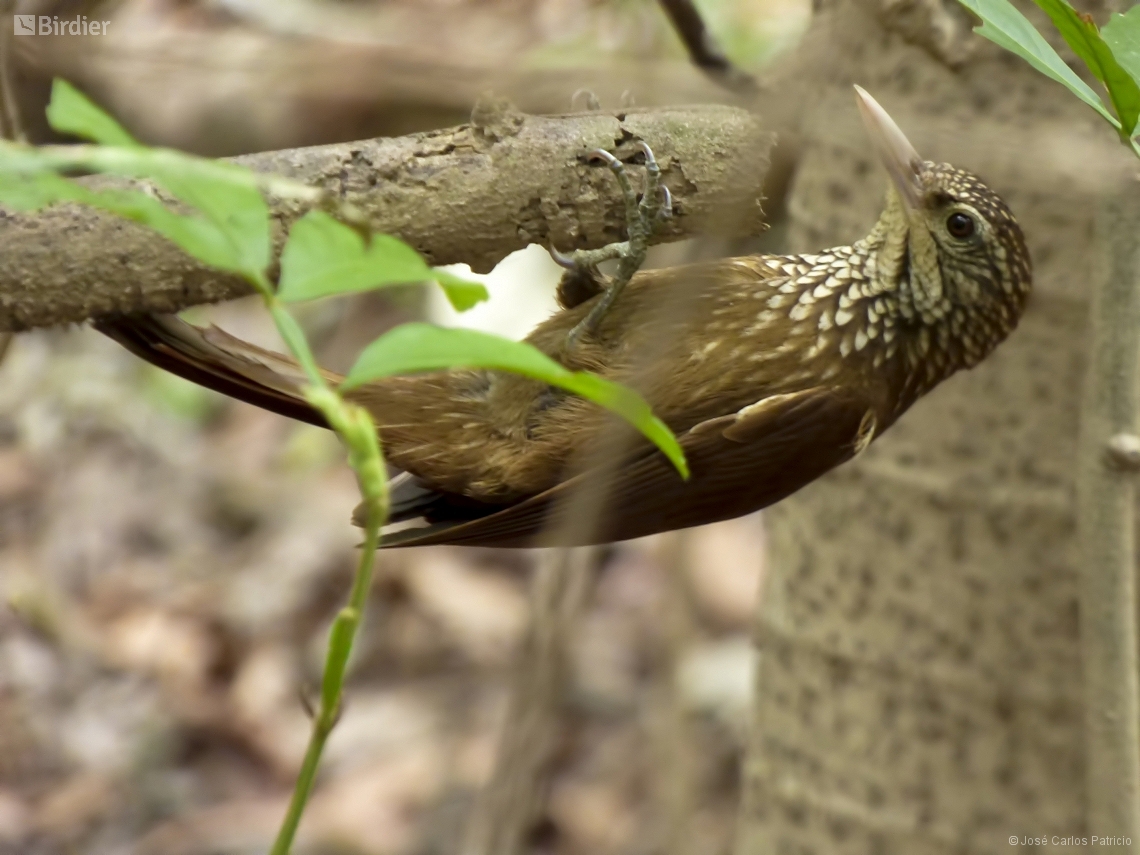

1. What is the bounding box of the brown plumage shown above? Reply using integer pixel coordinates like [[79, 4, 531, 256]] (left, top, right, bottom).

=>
[[97, 89, 1032, 547]]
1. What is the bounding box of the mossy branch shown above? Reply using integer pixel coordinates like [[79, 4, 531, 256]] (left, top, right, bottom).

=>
[[0, 103, 772, 332]]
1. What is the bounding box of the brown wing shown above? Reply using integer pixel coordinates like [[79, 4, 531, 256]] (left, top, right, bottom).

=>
[[97, 314, 338, 427], [379, 387, 877, 548]]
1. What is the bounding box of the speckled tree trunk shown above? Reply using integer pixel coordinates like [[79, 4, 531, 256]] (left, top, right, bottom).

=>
[[736, 1, 1134, 852]]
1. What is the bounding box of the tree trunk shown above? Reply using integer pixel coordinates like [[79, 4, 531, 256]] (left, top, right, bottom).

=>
[[737, 0, 1134, 851], [1077, 181, 1140, 851]]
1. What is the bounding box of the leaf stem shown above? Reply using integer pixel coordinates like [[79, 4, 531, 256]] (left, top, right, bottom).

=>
[[261, 298, 391, 855], [268, 507, 384, 855]]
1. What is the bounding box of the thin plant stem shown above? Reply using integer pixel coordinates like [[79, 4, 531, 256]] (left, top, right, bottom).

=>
[[269, 703, 338, 854], [269, 513, 384, 855], [252, 283, 393, 855]]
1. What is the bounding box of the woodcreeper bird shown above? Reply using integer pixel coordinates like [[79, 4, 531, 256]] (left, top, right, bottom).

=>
[[98, 88, 1032, 547]]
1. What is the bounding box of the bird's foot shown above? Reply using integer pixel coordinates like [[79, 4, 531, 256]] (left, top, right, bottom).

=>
[[570, 89, 636, 111], [552, 142, 672, 346], [571, 88, 602, 111]]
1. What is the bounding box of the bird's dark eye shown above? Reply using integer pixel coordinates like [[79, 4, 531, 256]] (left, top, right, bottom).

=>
[[946, 212, 975, 239]]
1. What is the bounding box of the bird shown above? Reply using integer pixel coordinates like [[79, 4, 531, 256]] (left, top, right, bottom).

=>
[[97, 87, 1032, 548]]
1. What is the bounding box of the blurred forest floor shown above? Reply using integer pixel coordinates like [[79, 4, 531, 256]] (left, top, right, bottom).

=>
[[0, 292, 767, 855]]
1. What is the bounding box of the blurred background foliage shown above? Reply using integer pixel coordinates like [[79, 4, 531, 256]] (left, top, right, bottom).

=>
[[11, 0, 807, 152]]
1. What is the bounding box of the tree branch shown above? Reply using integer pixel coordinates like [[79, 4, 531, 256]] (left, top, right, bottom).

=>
[[0, 102, 772, 332], [656, 0, 758, 92]]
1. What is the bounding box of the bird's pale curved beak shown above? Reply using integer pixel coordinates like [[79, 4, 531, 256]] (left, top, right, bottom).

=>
[[854, 86, 923, 211]]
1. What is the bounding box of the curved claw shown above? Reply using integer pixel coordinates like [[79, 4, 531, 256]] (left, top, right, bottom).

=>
[[549, 245, 578, 269], [572, 89, 602, 111], [588, 148, 623, 170], [634, 140, 658, 170], [657, 185, 673, 220], [620, 90, 636, 107]]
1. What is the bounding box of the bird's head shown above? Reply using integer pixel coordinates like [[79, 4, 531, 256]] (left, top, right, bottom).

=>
[[855, 86, 1032, 367]]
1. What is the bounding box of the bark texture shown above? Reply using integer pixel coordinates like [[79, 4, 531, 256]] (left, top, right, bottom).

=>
[[0, 103, 771, 331], [1077, 180, 1140, 849], [736, 0, 1135, 852]]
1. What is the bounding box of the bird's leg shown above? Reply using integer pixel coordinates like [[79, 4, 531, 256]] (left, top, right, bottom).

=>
[[552, 142, 672, 345], [552, 246, 613, 310]]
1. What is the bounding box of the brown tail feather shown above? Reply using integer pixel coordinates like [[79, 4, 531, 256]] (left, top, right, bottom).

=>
[[96, 314, 337, 428]]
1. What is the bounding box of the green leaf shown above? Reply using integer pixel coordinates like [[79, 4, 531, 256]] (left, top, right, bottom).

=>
[[16, 78, 274, 278], [342, 323, 689, 479], [1032, 0, 1140, 135], [432, 268, 491, 312], [45, 78, 138, 147], [278, 211, 488, 310], [957, 0, 1121, 128], [150, 161, 272, 279], [269, 303, 325, 386], [12, 77, 293, 285], [0, 169, 256, 274], [0, 169, 87, 210], [1104, 6, 1140, 93]]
